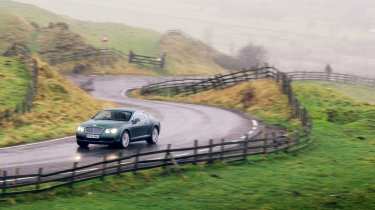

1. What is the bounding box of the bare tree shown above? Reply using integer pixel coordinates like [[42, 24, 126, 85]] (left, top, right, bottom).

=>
[[214, 42, 267, 70], [237, 43, 267, 69]]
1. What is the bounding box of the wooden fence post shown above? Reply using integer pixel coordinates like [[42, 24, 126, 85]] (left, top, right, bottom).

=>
[[220, 139, 225, 161], [70, 162, 78, 189], [243, 135, 249, 161], [192, 85, 197, 94], [128, 50, 134, 63], [36, 168, 43, 190], [117, 151, 124, 175], [276, 71, 281, 83], [208, 139, 214, 164], [133, 149, 141, 175], [163, 144, 171, 173], [2, 171, 7, 194], [214, 76, 220, 89], [160, 53, 166, 69], [14, 168, 20, 185], [193, 140, 198, 165], [271, 132, 277, 151], [101, 156, 107, 181], [263, 133, 268, 157]]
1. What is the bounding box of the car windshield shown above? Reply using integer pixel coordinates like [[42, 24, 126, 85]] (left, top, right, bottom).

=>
[[92, 110, 132, 121]]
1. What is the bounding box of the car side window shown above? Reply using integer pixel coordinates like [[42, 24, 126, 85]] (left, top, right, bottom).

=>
[[139, 113, 147, 122], [132, 113, 139, 120]]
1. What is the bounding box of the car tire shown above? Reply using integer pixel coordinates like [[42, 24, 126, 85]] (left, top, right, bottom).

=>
[[77, 141, 89, 148], [119, 131, 130, 149], [147, 127, 159, 145]]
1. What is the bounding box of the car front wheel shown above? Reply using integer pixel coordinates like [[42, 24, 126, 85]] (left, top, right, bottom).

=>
[[119, 131, 130, 148], [147, 127, 159, 145]]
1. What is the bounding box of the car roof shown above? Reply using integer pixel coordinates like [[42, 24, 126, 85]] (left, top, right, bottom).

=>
[[104, 108, 139, 113]]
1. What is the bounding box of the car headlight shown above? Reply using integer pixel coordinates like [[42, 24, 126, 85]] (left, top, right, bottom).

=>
[[105, 128, 118, 134], [77, 126, 85, 133]]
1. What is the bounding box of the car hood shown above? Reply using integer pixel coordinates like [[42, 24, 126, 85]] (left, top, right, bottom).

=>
[[81, 120, 130, 128]]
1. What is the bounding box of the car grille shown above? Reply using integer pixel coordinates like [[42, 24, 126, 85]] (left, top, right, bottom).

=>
[[84, 127, 104, 135]]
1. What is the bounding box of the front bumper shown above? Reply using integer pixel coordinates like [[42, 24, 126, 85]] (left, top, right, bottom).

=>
[[76, 133, 120, 145]]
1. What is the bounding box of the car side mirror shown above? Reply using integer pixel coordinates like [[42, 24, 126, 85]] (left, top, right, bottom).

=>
[[132, 118, 140, 124]]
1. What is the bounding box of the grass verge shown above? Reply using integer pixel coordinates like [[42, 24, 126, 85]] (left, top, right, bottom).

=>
[[133, 79, 300, 131], [0, 58, 115, 147], [294, 81, 375, 105]]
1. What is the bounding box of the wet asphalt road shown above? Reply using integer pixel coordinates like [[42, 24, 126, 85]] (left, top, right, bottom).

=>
[[0, 76, 260, 175]]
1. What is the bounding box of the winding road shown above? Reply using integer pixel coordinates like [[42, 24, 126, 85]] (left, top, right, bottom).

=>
[[0, 76, 261, 175]]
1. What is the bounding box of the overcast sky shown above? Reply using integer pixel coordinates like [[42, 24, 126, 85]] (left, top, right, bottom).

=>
[[15, 0, 375, 75]]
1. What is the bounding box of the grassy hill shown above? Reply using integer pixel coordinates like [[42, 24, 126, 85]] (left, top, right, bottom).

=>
[[0, 0, 227, 76], [0, 57, 115, 146], [0, 12, 34, 52], [0, 0, 161, 56], [160, 32, 228, 75], [2, 81, 374, 210]]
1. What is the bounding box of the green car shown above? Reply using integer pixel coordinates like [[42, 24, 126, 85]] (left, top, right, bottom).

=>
[[76, 108, 160, 148]]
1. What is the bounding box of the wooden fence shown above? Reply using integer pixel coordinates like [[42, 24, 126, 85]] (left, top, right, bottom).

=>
[[48, 49, 167, 69], [287, 71, 375, 87], [0, 67, 314, 196], [0, 131, 308, 196], [128, 50, 166, 69], [141, 69, 375, 96]]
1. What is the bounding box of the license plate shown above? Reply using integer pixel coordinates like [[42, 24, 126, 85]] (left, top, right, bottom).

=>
[[86, 134, 100, 139]]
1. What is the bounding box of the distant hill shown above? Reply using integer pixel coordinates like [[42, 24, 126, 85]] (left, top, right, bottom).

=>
[[0, 0, 229, 76], [160, 31, 227, 75], [0, 12, 33, 52], [0, 0, 161, 56]]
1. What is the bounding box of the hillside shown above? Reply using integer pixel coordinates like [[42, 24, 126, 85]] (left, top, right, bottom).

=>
[[160, 31, 227, 75], [0, 0, 228, 76], [0, 12, 34, 52], [0, 0, 161, 56], [0, 56, 30, 112], [0, 57, 115, 146]]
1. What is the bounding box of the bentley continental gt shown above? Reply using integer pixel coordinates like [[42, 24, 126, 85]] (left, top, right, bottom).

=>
[[76, 108, 160, 148]]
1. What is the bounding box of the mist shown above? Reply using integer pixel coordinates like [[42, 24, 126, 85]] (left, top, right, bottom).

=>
[[16, 0, 375, 76]]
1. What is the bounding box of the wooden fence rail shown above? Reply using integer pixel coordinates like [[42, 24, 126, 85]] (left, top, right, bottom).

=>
[[141, 68, 375, 95], [47, 49, 167, 69], [0, 66, 322, 196], [0, 134, 300, 196], [1, 67, 372, 196], [128, 50, 166, 69]]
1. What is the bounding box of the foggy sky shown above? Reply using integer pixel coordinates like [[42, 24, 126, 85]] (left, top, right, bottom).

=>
[[15, 0, 375, 75]]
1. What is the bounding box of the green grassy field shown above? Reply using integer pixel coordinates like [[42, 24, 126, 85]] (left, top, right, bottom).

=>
[[294, 81, 375, 105], [2, 82, 374, 210], [0, 56, 30, 112]]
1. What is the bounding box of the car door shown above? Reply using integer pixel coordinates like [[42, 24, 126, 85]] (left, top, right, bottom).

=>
[[139, 113, 151, 137], [130, 112, 143, 138]]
